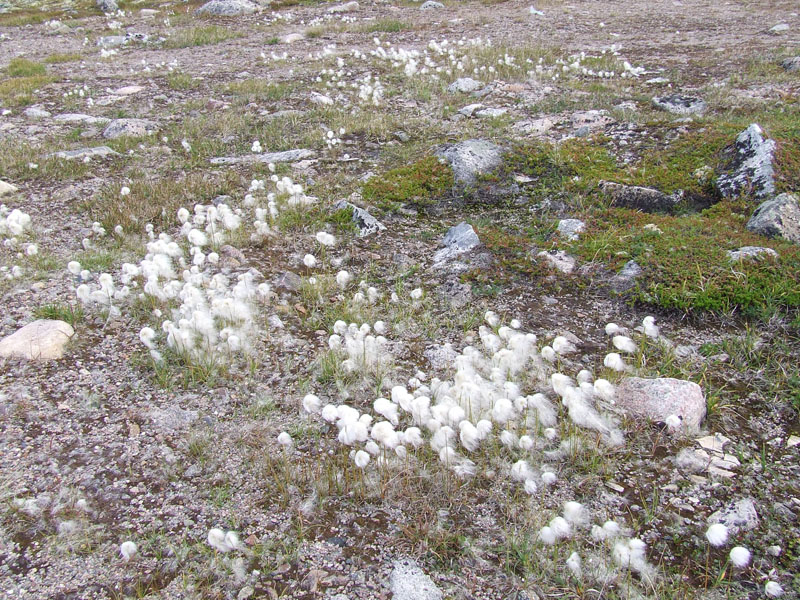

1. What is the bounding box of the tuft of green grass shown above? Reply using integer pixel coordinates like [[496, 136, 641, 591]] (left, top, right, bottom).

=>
[[43, 53, 83, 64], [0, 74, 58, 107], [33, 303, 84, 326], [361, 156, 454, 211], [165, 70, 198, 91], [163, 25, 242, 49], [223, 79, 294, 103], [5, 58, 47, 78], [359, 19, 412, 33]]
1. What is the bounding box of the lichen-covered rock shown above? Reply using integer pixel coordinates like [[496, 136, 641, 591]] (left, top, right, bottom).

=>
[[652, 94, 706, 115], [716, 124, 776, 200], [433, 222, 480, 263], [0, 320, 74, 361], [616, 377, 706, 430], [447, 78, 483, 94], [599, 181, 679, 213], [781, 56, 800, 72], [727, 246, 779, 261], [103, 118, 157, 139], [435, 139, 503, 185], [746, 193, 800, 244], [195, 0, 259, 16], [391, 558, 442, 600], [332, 200, 385, 237]]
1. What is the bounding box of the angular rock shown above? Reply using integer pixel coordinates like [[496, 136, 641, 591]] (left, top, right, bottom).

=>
[[24, 106, 51, 119], [616, 377, 706, 430], [433, 222, 481, 264], [421, 0, 444, 8], [196, 0, 259, 16], [103, 118, 157, 139], [746, 193, 800, 244], [435, 139, 503, 185], [97, 0, 119, 12], [782, 57, 800, 72], [328, 1, 359, 12], [332, 200, 385, 237], [716, 124, 776, 200], [769, 23, 790, 34], [557, 218, 585, 241], [390, 558, 442, 600], [727, 246, 779, 261], [114, 85, 145, 96], [708, 498, 759, 534], [273, 271, 302, 292], [49, 146, 119, 160], [53, 113, 111, 126], [209, 149, 315, 166], [652, 94, 706, 115], [97, 35, 127, 47], [0, 179, 18, 196], [0, 320, 74, 361], [537, 250, 575, 274], [599, 181, 679, 213], [610, 260, 642, 293], [447, 78, 483, 94], [458, 103, 484, 117], [437, 279, 472, 308], [475, 107, 507, 118]]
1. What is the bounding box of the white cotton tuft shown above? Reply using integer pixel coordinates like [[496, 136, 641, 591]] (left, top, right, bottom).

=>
[[519, 435, 534, 451], [566, 552, 582, 579], [665, 414, 682, 431], [549, 516, 571, 539], [765, 581, 784, 598], [593, 378, 615, 402], [484, 310, 499, 327], [551, 373, 573, 397], [524, 479, 537, 494], [303, 254, 317, 268], [354, 450, 370, 468], [552, 335, 577, 354], [302, 394, 321, 414], [459, 420, 480, 452], [603, 352, 627, 372], [373, 398, 399, 426], [500, 430, 518, 449], [541, 471, 557, 486], [642, 315, 659, 338], [538, 526, 556, 545], [605, 322, 621, 336], [321, 404, 338, 423], [336, 270, 352, 288], [207, 528, 229, 552], [705, 523, 728, 547], [120, 540, 137, 561], [729, 546, 751, 568], [540, 346, 556, 362], [492, 398, 515, 423], [576, 369, 593, 384], [612, 335, 637, 354], [510, 460, 532, 482], [277, 431, 293, 448], [563, 501, 588, 526]]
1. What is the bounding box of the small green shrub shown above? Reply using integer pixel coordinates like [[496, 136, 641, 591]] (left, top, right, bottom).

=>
[[361, 156, 454, 211]]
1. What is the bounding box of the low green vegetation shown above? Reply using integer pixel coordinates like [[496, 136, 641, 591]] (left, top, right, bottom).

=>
[[361, 156, 454, 211], [33, 303, 84, 326], [163, 25, 242, 49], [359, 19, 412, 34], [43, 53, 83, 64], [5, 58, 47, 78], [223, 79, 294, 103]]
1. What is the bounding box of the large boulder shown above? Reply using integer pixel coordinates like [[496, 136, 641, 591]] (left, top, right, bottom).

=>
[[616, 377, 706, 430], [435, 139, 503, 186], [746, 193, 800, 244], [195, 0, 259, 16], [0, 320, 74, 361], [599, 181, 679, 213], [716, 124, 776, 200]]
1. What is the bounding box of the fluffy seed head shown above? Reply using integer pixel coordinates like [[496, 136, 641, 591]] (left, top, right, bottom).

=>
[[705, 523, 728, 547], [729, 546, 751, 568], [120, 540, 137, 561]]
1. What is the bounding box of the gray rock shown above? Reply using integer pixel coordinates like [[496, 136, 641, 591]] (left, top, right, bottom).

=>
[[420, 0, 443, 8], [475, 107, 507, 118], [782, 57, 800, 72], [716, 124, 776, 200], [437, 279, 472, 308], [458, 103, 484, 117], [103, 118, 157, 139], [435, 139, 503, 185], [328, 1, 359, 12], [447, 78, 483, 94], [97, 35, 127, 47], [537, 250, 575, 274], [332, 200, 385, 237], [24, 106, 51, 119], [424, 344, 459, 371], [610, 260, 642, 293], [49, 146, 119, 160], [390, 558, 442, 600], [599, 181, 679, 213], [147, 406, 198, 432], [0, 320, 74, 361], [746, 193, 800, 244], [652, 94, 706, 116], [195, 0, 259, 16], [96, 0, 118, 12], [557, 218, 585, 241], [209, 149, 315, 166], [616, 377, 706, 430], [727, 246, 779, 261], [708, 498, 759, 535], [0, 179, 17, 196], [273, 271, 302, 292], [769, 23, 790, 34], [53, 113, 111, 126], [433, 222, 481, 263]]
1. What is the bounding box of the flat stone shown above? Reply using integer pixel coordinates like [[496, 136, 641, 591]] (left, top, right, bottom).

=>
[[782, 57, 800, 72], [447, 78, 483, 94], [458, 103, 484, 117], [390, 558, 442, 600], [609, 260, 642, 293], [53, 113, 111, 126], [537, 250, 575, 274], [0, 179, 18, 196], [209, 149, 315, 166], [196, 0, 259, 16], [24, 106, 51, 119], [513, 117, 556, 136], [420, 1, 444, 8], [424, 343, 459, 371], [696, 433, 730, 453], [716, 124, 776, 200], [435, 139, 503, 185], [328, 1, 359, 12], [727, 246, 779, 261], [708, 498, 759, 534], [103, 118, 157, 139], [147, 405, 198, 432], [652, 94, 706, 115], [273, 271, 302, 292], [113, 85, 145, 96], [769, 23, 790, 34], [433, 222, 480, 263], [746, 193, 800, 244], [557, 218, 585, 241], [475, 107, 507, 118], [332, 200, 385, 237], [0, 320, 74, 361], [616, 377, 706, 430], [599, 181, 679, 213], [49, 146, 119, 160], [97, 35, 127, 47], [283, 33, 304, 43]]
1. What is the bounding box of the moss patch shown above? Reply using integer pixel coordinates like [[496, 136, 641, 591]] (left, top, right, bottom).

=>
[[361, 156, 454, 211]]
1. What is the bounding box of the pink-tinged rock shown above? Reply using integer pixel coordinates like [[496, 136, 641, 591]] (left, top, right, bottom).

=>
[[616, 377, 706, 430], [0, 320, 74, 361]]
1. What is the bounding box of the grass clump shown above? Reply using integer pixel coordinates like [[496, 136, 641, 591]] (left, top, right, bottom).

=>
[[43, 53, 83, 65], [223, 79, 294, 103], [359, 19, 412, 33], [5, 58, 47, 78], [33, 303, 84, 326], [165, 71, 198, 91], [0, 72, 57, 108], [361, 156, 454, 211], [163, 25, 242, 49]]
